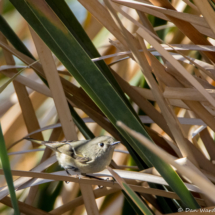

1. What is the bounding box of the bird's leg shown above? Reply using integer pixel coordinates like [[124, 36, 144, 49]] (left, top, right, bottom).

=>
[[65, 167, 82, 182], [65, 169, 71, 184], [68, 167, 80, 179], [66, 169, 71, 175], [65, 167, 79, 183]]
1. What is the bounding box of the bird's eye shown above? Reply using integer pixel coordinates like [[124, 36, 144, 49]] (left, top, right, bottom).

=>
[[99, 143, 104, 147]]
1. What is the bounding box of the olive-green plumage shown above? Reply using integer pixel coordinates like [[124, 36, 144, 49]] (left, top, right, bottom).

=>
[[25, 136, 120, 174]]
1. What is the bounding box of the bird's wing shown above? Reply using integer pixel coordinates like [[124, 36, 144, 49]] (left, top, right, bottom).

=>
[[73, 153, 92, 164], [68, 140, 93, 164], [46, 140, 92, 163]]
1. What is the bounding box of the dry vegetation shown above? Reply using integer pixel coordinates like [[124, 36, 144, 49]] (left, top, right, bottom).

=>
[[1, 0, 215, 214]]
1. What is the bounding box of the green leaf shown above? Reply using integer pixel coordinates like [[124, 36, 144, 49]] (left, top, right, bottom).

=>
[[108, 166, 153, 215], [10, 0, 200, 209], [0, 15, 34, 59], [122, 183, 153, 215], [122, 191, 148, 215], [0, 124, 20, 214], [122, 192, 140, 215]]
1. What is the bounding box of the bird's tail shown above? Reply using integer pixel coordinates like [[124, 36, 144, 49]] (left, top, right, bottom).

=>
[[24, 137, 45, 145], [25, 137, 66, 153]]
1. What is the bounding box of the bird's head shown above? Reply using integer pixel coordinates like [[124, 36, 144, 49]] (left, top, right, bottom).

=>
[[83, 136, 120, 158]]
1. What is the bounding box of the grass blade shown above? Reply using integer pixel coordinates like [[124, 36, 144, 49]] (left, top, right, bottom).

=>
[[0, 15, 34, 59], [0, 124, 20, 214], [107, 166, 154, 215]]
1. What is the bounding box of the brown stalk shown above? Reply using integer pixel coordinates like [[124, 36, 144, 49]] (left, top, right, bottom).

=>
[[193, 0, 215, 36], [0, 196, 51, 215], [0, 168, 206, 206], [112, 0, 214, 38], [199, 128, 215, 161], [136, 26, 215, 107], [49, 183, 205, 215], [0, 69, 52, 97], [50, 187, 120, 215], [182, 0, 200, 13], [163, 87, 215, 102], [78, 0, 128, 48], [148, 0, 215, 62]]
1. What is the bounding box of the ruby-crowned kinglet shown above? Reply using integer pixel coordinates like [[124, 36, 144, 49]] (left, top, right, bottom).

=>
[[25, 136, 120, 175]]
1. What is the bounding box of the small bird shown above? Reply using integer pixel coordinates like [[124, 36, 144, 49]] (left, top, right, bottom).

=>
[[25, 136, 120, 178]]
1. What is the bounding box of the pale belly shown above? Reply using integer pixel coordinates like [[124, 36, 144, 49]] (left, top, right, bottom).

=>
[[56, 151, 113, 173]]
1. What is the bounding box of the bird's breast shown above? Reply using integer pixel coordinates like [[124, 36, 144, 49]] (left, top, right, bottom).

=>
[[56, 152, 76, 169]]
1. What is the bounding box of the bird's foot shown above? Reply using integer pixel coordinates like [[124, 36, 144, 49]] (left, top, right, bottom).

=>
[[75, 174, 82, 179], [85, 174, 104, 181], [105, 177, 115, 185]]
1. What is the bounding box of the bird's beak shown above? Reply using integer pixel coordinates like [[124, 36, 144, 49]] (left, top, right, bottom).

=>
[[111, 141, 120, 146]]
